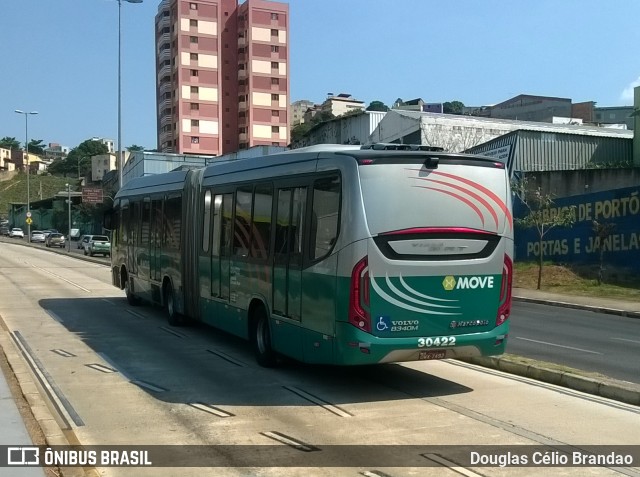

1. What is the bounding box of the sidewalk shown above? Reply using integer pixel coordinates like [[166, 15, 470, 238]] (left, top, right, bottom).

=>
[[0, 354, 47, 477]]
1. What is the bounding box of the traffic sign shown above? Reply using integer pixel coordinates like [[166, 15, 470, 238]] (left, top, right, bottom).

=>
[[82, 187, 104, 204], [26, 211, 32, 218], [26, 218, 32, 225]]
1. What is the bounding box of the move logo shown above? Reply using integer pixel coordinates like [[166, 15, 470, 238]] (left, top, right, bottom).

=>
[[442, 275, 494, 291]]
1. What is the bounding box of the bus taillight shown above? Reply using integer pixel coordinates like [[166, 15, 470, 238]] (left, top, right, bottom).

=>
[[349, 256, 371, 332], [496, 254, 513, 327]]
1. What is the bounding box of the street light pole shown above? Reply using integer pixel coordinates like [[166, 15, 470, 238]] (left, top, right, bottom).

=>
[[66, 183, 71, 252], [117, 0, 143, 189], [14, 109, 38, 242]]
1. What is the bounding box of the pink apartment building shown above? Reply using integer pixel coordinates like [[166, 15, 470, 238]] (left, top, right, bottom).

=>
[[155, 0, 289, 156]]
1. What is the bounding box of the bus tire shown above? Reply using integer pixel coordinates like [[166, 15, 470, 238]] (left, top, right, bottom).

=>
[[165, 282, 184, 326], [124, 277, 138, 306], [253, 307, 276, 367]]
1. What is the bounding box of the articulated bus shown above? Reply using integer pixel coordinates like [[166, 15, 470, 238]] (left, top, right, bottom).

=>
[[109, 144, 513, 366]]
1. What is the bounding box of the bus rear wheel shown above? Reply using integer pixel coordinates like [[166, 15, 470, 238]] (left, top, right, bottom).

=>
[[253, 307, 276, 367], [165, 282, 184, 326]]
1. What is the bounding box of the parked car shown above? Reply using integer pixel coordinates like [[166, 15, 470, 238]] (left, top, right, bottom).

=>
[[78, 235, 93, 249], [42, 229, 59, 239], [0, 226, 10, 236], [9, 228, 24, 238], [45, 233, 66, 248], [84, 235, 110, 257], [31, 230, 46, 243]]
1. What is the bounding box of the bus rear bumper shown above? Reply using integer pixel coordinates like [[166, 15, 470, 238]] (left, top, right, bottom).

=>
[[333, 322, 509, 365]]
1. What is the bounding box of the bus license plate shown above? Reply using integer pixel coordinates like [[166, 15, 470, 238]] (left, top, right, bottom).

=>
[[419, 350, 446, 360]]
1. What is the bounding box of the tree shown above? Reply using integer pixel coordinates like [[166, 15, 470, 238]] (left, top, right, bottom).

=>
[[393, 98, 404, 109], [28, 139, 46, 155], [0, 137, 20, 150], [443, 100, 465, 114], [127, 144, 145, 152], [48, 139, 109, 177], [514, 175, 576, 289], [591, 220, 616, 285], [366, 100, 389, 112]]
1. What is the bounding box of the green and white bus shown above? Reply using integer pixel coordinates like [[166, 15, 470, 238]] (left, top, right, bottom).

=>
[[109, 144, 513, 366]]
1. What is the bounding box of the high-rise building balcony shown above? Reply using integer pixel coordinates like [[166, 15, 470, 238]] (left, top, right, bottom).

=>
[[160, 115, 173, 127], [158, 48, 171, 62], [156, 33, 171, 50], [159, 82, 172, 96], [158, 63, 171, 78]]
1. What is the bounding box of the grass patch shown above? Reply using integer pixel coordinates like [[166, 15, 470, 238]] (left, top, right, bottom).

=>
[[514, 261, 640, 302], [0, 172, 76, 217]]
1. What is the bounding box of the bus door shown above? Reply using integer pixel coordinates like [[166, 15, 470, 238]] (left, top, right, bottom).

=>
[[149, 199, 162, 282], [210, 193, 233, 324], [271, 187, 306, 357]]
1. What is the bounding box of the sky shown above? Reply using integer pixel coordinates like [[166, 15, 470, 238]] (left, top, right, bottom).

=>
[[1, 0, 639, 152]]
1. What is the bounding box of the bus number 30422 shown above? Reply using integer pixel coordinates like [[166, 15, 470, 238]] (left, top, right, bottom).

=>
[[417, 337, 457, 348]]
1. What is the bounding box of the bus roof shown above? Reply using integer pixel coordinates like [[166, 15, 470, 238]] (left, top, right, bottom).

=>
[[115, 170, 190, 199]]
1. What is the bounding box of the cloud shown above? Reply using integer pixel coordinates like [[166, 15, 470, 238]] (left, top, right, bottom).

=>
[[620, 76, 640, 103]]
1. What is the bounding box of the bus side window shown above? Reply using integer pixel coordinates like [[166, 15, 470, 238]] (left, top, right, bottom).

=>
[[121, 204, 129, 245], [311, 175, 341, 260], [250, 184, 273, 260], [141, 198, 151, 247], [221, 193, 233, 257], [233, 187, 253, 257], [211, 194, 223, 256], [202, 190, 212, 253], [290, 187, 306, 267], [274, 189, 292, 261], [164, 195, 181, 249]]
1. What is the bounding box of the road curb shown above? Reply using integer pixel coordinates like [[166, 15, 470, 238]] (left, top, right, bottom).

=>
[[462, 356, 640, 407], [513, 295, 640, 319]]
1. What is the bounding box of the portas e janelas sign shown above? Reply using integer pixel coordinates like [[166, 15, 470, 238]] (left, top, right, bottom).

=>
[[513, 186, 640, 269]]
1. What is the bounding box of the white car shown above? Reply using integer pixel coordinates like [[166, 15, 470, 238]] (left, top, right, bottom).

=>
[[9, 228, 24, 238], [31, 230, 46, 243]]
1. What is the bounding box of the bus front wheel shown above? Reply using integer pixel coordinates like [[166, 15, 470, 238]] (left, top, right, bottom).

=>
[[253, 307, 276, 367]]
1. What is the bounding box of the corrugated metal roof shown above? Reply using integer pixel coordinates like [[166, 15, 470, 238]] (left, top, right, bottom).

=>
[[393, 110, 634, 139]]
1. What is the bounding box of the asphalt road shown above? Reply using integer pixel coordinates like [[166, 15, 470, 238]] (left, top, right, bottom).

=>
[[2, 236, 638, 385], [508, 301, 640, 384]]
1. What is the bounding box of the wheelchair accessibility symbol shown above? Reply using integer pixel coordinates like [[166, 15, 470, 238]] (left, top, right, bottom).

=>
[[376, 316, 391, 332]]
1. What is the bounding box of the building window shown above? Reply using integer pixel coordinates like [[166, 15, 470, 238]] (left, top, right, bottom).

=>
[[271, 45, 279, 53], [238, 47, 245, 53], [191, 86, 199, 94], [190, 19, 197, 27], [190, 69, 198, 77], [271, 94, 279, 101], [190, 3, 198, 10], [191, 137, 199, 144], [272, 110, 279, 117], [239, 112, 246, 118], [271, 29, 278, 36], [239, 127, 247, 134], [239, 64, 245, 70], [271, 78, 279, 85], [271, 126, 279, 133], [190, 53, 198, 61], [271, 61, 278, 69], [271, 13, 278, 20], [272, 142, 280, 146], [191, 119, 199, 127], [190, 36, 198, 44], [190, 103, 199, 110]]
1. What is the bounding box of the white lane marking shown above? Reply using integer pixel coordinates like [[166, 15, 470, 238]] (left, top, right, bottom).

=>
[[611, 337, 640, 345], [422, 453, 483, 476], [515, 337, 602, 355], [30, 264, 91, 292]]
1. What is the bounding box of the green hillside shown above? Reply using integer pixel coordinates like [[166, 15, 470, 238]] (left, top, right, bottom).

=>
[[0, 172, 79, 217]]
